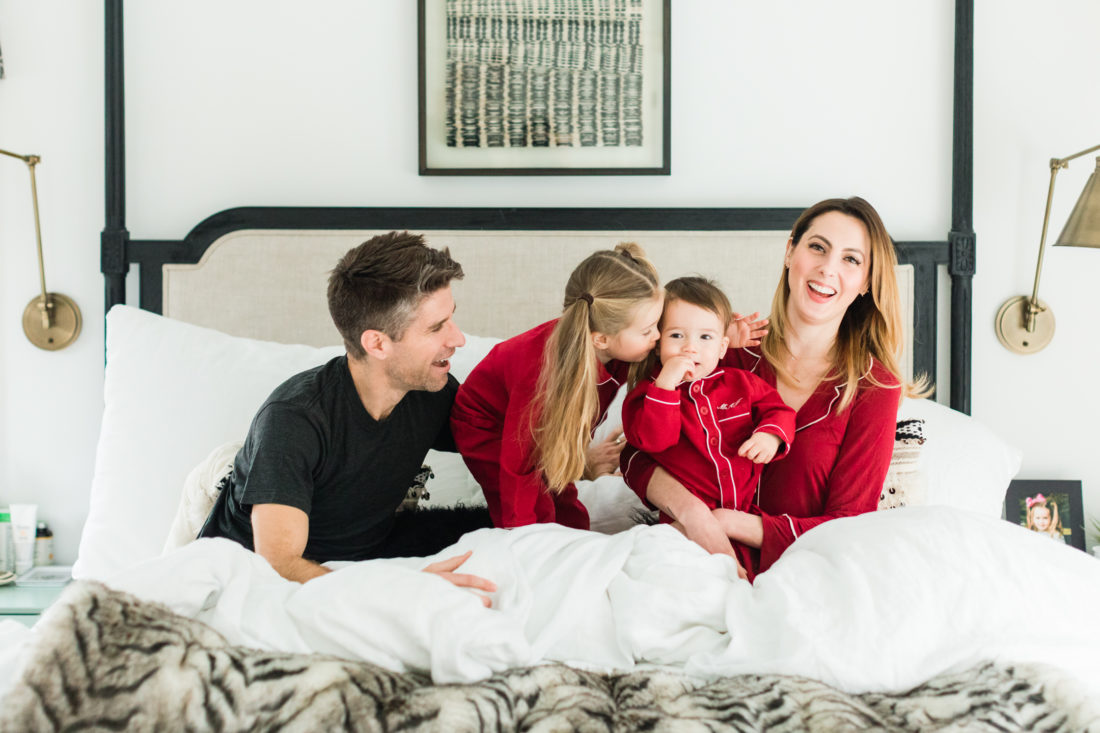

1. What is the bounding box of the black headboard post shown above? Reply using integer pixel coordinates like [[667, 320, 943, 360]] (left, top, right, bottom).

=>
[[948, 0, 975, 414], [101, 0, 129, 319]]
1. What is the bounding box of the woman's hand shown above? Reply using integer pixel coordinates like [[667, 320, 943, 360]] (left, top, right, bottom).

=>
[[671, 509, 748, 579], [422, 550, 497, 607], [583, 427, 625, 480], [674, 503, 736, 556], [711, 508, 765, 548], [727, 312, 769, 349]]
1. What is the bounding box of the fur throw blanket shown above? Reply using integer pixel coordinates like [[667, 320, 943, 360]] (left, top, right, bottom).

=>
[[1, 581, 1094, 732]]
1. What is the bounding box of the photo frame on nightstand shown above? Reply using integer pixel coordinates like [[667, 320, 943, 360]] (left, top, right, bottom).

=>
[[1004, 479, 1085, 551]]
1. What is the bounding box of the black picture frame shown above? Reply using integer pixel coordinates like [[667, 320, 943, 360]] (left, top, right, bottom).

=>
[[1004, 479, 1086, 551], [417, 0, 671, 176]]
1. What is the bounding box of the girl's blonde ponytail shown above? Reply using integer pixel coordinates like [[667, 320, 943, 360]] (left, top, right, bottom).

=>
[[533, 243, 660, 491]]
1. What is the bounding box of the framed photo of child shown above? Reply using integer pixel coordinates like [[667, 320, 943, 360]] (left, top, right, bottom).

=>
[[1004, 479, 1085, 551]]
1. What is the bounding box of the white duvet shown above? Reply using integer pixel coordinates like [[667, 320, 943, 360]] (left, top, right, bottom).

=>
[[8, 506, 1099, 701]]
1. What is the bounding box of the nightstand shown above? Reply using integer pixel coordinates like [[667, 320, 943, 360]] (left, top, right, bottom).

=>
[[0, 583, 68, 627]]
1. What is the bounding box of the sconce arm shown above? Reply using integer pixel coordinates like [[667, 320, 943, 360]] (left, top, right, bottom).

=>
[[1025, 144, 1100, 332], [0, 148, 51, 327]]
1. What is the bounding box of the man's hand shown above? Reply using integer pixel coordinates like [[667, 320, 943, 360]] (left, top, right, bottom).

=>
[[654, 355, 696, 390], [584, 427, 625, 480], [727, 312, 769, 349], [738, 432, 782, 463], [422, 550, 498, 607]]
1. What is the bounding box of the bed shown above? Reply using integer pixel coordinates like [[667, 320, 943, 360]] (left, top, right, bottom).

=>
[[3, 1, 1100, 731], [4, 233, 1100, 731]]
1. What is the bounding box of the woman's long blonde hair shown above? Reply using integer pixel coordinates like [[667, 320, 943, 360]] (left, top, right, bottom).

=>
[[761, 197, 927, 413], [533, 243, 660, 492]]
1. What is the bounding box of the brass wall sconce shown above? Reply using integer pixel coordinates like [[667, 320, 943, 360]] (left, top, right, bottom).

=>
[[1, 147, 82, 350], [995, 143, 1100, 354]]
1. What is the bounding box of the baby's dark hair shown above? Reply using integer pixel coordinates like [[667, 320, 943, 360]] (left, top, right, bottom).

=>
[[663, 276, 733, 330]]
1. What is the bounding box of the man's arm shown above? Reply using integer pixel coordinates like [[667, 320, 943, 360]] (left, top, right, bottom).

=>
[[251, 503, 331, 582]]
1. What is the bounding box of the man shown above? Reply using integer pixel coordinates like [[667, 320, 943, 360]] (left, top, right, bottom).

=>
[[199, 231, 494, 598]]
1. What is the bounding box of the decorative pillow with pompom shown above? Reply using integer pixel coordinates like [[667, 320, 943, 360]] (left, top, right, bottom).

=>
[[878, 419, 926, 510], [397, 465, 434, 513]]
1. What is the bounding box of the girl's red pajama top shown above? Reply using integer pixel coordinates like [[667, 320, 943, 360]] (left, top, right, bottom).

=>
[[451, 319, 629, 529]]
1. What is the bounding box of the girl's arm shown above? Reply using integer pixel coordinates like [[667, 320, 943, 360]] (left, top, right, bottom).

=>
[[496, 390, 552, 527]]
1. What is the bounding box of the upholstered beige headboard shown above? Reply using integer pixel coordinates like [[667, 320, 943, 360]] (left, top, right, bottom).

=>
[[162, 228, 915, 382]]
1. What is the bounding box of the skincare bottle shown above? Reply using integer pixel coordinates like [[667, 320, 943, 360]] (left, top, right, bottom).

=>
[[10, 504, 37, 575], [0, 509, 14, 574], [35, 521, 54, 566]]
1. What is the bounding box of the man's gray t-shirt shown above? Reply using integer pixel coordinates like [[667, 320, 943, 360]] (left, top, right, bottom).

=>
[[198, 355, 457, 561]]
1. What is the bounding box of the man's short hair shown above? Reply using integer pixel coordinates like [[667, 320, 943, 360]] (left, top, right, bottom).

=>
[[328, 231, 464, 358]]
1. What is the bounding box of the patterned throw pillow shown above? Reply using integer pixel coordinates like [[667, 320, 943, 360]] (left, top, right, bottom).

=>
[[397, 465, 435, 513], [878, 419, 927, 510]]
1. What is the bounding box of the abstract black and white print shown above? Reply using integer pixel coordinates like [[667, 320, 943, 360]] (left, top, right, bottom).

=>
[[444, 0, 645, 149]]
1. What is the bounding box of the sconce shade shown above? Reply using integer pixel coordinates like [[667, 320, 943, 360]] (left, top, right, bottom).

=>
[[1053, 159, 1100, 249]]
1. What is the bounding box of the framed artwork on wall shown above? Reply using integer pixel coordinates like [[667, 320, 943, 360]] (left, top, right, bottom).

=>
[[418, 0, 670, 176], [1004, 479, 1086, 551]]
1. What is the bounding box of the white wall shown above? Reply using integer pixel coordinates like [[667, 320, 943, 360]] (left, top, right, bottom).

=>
[[0, 1, 1096, 563], [972, 1, 1100, 545]]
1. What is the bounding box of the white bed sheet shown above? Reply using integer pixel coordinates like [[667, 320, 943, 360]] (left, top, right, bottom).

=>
[[95, 506, 1100, 698]]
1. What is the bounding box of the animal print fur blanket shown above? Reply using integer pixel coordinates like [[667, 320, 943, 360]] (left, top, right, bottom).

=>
[[1, 582, 1095, 732]]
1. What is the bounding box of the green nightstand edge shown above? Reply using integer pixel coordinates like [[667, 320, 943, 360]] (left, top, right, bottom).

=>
[[0, 582, 68, 628]]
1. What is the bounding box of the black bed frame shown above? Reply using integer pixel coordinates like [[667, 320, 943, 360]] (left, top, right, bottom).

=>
[[99, 1, 975, 414]]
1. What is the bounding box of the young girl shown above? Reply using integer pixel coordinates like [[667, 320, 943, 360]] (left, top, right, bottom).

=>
[[1026, 493, 1066, 543], [621, 277, 796, 573], [451, 243, 663, 529]]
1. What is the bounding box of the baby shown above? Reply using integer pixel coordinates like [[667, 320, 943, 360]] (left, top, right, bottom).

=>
[[622, 277, 796, 541]]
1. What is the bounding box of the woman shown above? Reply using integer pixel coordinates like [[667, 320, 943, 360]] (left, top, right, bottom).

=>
[[622, 197, 923, 579], [452, 243, 663, 530]]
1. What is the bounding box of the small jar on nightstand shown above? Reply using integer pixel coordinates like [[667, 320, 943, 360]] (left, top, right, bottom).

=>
[[34, 521, 54, 566]]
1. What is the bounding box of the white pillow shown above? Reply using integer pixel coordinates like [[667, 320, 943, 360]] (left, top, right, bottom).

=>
[[75, 307, 346, 580], [897, 398, 1022, 517]]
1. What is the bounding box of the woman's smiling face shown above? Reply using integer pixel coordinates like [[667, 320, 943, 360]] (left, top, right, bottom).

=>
[[785, 211, 871, 329]]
